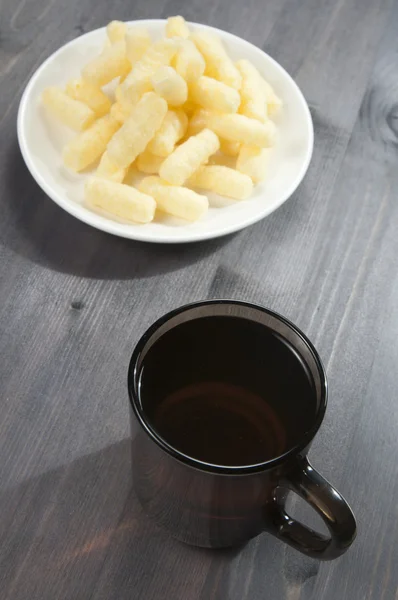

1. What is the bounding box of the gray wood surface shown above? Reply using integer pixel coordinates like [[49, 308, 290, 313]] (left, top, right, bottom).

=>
[[1, 0, 398, 597]]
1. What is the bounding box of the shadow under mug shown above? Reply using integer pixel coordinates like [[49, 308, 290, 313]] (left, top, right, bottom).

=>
[[128, 301, 356, 559]]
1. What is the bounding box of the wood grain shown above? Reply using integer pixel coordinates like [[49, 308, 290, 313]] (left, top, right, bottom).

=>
[[1, 0, 398, 598]]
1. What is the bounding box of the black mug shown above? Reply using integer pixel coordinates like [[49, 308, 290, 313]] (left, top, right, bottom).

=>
[[128, 301, 356, 559]]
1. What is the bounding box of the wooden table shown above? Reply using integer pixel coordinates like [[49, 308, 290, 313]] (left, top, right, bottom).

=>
[[1, 0, 397, 598]]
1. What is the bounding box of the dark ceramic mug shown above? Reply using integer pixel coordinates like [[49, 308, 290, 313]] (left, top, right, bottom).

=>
[[128, 301, 356, 559]]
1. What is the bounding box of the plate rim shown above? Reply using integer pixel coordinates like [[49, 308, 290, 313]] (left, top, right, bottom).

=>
[[17, 19, 314, 244]]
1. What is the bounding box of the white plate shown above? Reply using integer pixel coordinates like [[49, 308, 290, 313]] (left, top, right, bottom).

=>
[[17, 20, 313, 244]]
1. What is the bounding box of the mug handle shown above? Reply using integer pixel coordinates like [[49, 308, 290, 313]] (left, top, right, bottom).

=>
[[267, 456, 357, 560]]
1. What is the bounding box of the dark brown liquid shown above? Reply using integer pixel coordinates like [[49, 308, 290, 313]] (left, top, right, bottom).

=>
[[139, 316, 316, 467]]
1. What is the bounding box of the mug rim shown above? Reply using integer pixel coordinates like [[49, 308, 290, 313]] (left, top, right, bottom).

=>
[[127, 300, 328, 475]]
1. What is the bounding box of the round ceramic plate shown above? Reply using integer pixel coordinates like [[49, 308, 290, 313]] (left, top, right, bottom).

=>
[[17, 19, 313, 243]]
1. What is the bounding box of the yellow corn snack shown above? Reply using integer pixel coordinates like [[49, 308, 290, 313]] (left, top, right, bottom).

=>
[[147, 109, 188, 157], [191, 31, 241, 89], [65, 79, 111, 118], [204, 112, 277, 147], [107, 92, 168, 168], [190, 76, 240, 113], [262, 79, 283, 117], [139, 176, 208, 221], [166, 16, 190, 39], [107, 21, 127, 43], [236, 145, 270, 182], [160, 128, 219, 185], [236, 59, 268, 122], [125, 27, 152, 64], [85, 178, 156, 223], [219, 139, 240, 156], [42, 86, 95, 131], [175, 39, 205, 83], [151, 66, 188, 106], [96, 151, 127, 182], [122, 39, 178, 103], [137, 150, 165, 174], [63, 115, 120, 171], [188, 165, 253, 199], [82, 41, 130, 87]]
